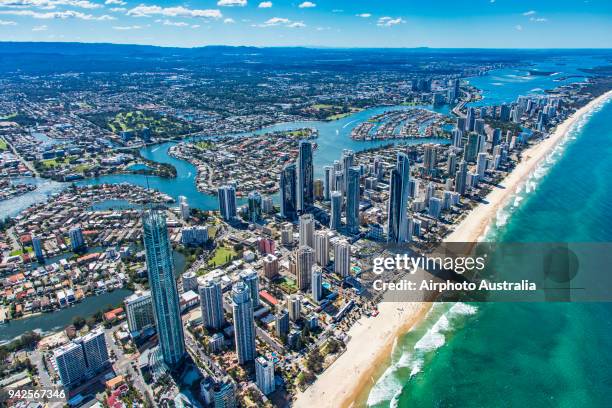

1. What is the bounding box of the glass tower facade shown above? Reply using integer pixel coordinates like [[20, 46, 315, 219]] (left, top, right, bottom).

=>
[[142, 209, 185, 367]]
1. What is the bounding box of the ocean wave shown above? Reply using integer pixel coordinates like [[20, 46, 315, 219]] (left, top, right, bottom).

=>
[[367, 303, 478, 406], [486, 95, 612, 240]]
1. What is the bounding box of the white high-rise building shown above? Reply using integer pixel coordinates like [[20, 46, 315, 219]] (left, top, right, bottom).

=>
[[198, 277, 225, 330], [288, 295, 301, 322], [179, 195, 190, 220], [232, 282, 256, 365], [298, 213, 315, 248], [54, 342, 86, 389], [255, 356, 275, 395], [125, 291, 155, 335], [54, 328, 109, 389], [314, 230, 330, 267], [240, 269, 260, 309], [296, 246, 314, 292], [334, 240, 351, 278], [311, 265, 323, 303]]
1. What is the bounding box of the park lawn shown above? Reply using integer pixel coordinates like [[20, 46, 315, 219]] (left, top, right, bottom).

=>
[[72, 163, 92, 173], [326, 112, 353, 121], [0, 138, 7, 151], [311, 103, 333, 110], [10, 248, 33, 257], [207, 226, 218, 239], [195, 141, 213, 149], [208, 246, 236, 267], [276, 276, 298, 294], [40, 157, 68, 169]]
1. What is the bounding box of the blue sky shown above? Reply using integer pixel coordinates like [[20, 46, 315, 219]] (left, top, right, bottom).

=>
[[0, 0, 610, 48]]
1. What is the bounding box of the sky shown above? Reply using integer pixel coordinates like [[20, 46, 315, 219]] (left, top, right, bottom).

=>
[[0, 0, 610, 48]]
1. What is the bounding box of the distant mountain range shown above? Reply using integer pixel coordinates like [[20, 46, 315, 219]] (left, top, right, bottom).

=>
[[0, 42, 610, 74]]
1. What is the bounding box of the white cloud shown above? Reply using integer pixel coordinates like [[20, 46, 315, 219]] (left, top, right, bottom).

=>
[[298, 1, 315, 8], [515, 24, 523, 31], [530, 17, 548, 22], [190, 24, 199, 28], [0, 0, 102, 9], [217, 0, 246, 6], [257, 16, 304, 28], [113, 24, 142, 29], [104, 0, 125, 5], [356, 13, 370, 18], [0, 9, 115, 19], [523, 10, 536, 16], [377, 16, 404, 27], [155, 19, 188, 26], [223, 17, 234, 23], [258, 1, 271, 8], [32, 24, 47, 30], [109, 7, 125, 12], [127, 5, 222, 19], [0, 18, 17, 24]]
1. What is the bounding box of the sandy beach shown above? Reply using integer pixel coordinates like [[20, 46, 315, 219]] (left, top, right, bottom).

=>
[[293, 90, 612, 408], [446, 90, 612, 243]]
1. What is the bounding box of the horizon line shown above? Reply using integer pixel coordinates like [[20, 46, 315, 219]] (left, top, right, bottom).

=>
[[2, 40, 612, 51]]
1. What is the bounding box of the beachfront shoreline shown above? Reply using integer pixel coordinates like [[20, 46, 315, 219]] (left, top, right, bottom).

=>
[[293, 90, 612, 408]]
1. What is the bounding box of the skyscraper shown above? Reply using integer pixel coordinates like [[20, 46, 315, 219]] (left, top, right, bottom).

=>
[[54, 342, 86, 389], [179, 195, 190, 220], [465, 132, 480, 162], [125, 291, 155, 335], [255, 356, 276, 395], [455, 160, 468, 196], [280, 163, 297, 220], [240, 269, 260, 309], [476, 152, 488, 178], [423, 144, 438, 177], [263, 254, 279, 279], [296, 140, 314, 212], [447, 151, 457, 176], [296, 245, 314, 292], [198, 278, 225, 330], [288, 295, 301, 322], [142, 209, 185, 367], [334, 240, 351, 278], [212, 378, 237, 408], [247, 191, 262, 223], [466, 107, 476, 132], [330, 191, 342, 231], [387, 153, 410, 243], [218, 185, 237, 221], [69, 227, 85, 252], [314, 230, 330, 267], [342, 149, 355, 193], [31, 234, 44, 261], [345, 166, 361, 234], [54, 329, 109, 389], [311, 265, 323, 303], [299, 213, 315, 248], [275, 309, 289, 339], [323, 165, 333, 200], [231, 282, 256, 365]]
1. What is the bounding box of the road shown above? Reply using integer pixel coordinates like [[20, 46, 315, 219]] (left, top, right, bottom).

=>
[[104, 326, 154, 402], [184, 329, 226, 379]]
